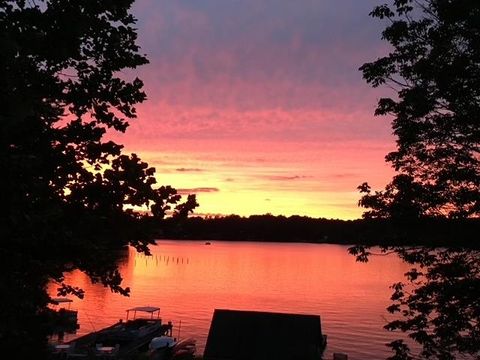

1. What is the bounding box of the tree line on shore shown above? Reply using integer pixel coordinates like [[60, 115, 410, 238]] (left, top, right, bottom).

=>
[[157, 214, 480, 248]]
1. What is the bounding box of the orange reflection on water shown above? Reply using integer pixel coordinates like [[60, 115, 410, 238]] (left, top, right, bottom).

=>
[[49, 240, 411, 359]]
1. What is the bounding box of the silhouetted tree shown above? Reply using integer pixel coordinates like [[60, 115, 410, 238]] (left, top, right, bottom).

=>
[[0, 1, 197, 358], [359, 0, 479, 219], [355, 1, 480, 359]]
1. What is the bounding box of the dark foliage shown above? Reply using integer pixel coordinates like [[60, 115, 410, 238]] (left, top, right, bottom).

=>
[[355, 1, 480, 359], [159, 214, 480, 248], [0, 1, 197, 358], [359, 0, 480, 219], [349, 245, 480, 360]]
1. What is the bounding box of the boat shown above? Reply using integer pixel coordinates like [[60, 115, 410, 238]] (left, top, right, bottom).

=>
[[148, 335, 196, 360], [50, 297, 78, 321], [48, 297, 79, 342], [50, 306, 173, 359]]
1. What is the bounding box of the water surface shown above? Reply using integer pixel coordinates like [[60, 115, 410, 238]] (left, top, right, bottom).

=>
[[53, 240, 412, 359]]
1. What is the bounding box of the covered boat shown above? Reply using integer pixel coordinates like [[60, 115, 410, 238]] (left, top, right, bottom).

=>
[[149, 335, 196, 360]]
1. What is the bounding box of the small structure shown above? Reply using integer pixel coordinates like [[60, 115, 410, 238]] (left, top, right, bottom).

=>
[[48, 297, 79, 342], [203, 309, 327, 360], [50, 297, 77, 320], [51, 297, 74, 307]]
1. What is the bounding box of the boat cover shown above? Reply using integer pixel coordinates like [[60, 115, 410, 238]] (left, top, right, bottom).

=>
[[150, 336, 176, 350], [127, 306, 160, 313]]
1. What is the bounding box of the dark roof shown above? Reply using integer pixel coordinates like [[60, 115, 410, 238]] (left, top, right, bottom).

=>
[[203, 309, 327, 360]]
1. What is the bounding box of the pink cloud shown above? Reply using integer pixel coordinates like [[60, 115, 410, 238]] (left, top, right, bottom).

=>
[[109, 0, 399, 219]]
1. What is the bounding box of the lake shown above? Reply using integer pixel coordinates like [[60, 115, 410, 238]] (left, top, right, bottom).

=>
[[53, 240, 413, 359]]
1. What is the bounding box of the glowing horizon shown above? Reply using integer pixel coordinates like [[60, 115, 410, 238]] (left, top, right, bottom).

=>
[[113, 0, 394, 220]]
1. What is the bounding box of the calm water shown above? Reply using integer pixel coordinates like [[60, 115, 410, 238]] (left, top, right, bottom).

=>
[[51, 240, 413, 359]]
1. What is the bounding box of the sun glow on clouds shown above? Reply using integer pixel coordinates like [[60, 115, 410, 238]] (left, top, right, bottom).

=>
[[116, 139, 394, 219], [111, 0, 394, 219]]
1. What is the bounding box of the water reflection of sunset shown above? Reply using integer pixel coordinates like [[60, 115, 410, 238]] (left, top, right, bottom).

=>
[[50, 241, 412, 359]]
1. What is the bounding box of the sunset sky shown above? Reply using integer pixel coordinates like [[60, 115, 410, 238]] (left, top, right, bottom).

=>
[[113, 0, 396, 219]]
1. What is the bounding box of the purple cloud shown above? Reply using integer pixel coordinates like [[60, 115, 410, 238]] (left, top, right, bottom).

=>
[[176, 168, 204, 172]]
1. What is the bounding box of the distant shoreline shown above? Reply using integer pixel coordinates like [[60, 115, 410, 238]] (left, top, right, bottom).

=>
[[153, 215, 480, 248]]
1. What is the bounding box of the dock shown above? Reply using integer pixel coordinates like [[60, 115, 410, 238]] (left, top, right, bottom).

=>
[[50, 307, 173, 359]]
